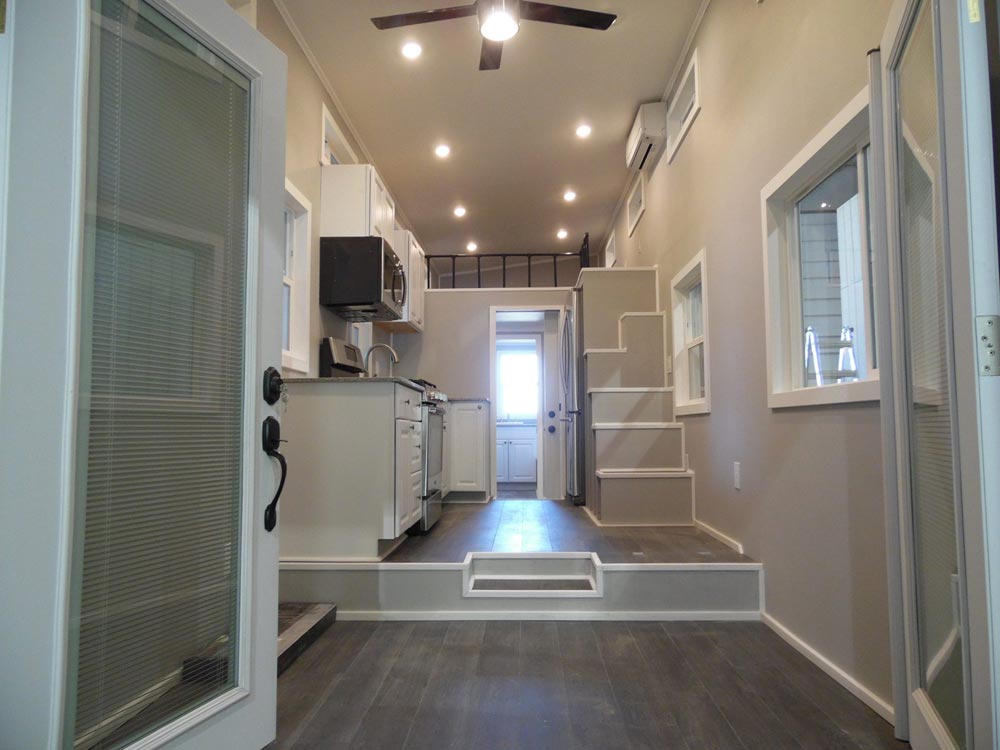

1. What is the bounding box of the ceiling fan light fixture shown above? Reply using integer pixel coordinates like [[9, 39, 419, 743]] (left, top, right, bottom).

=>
[[479, 0, 520, 42]]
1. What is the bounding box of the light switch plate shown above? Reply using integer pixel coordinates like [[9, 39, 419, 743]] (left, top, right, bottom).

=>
[[733, 461, 741, 491]]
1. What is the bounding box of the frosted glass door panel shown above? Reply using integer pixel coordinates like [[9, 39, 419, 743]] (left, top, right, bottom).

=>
[[68, 1, 251, 748]]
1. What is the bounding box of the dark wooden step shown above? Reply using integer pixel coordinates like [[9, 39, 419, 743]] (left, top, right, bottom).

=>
[[277, 602, 337, 676]]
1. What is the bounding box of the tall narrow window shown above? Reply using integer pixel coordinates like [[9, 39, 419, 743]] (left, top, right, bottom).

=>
[[282, 181, 311, 373], [671, 250, 710, 415]]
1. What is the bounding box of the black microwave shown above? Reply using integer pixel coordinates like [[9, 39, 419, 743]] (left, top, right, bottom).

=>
[[319, 236, 406, 322]]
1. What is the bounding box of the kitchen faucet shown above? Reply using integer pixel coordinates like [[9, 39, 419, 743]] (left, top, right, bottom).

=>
[[364, 343, 399, 378]]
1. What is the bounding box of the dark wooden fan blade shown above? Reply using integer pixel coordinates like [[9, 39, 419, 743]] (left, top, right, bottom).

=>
[[479, 39, 503, 70], [519, 1, 616, 29], [371, 4, 477, 30]]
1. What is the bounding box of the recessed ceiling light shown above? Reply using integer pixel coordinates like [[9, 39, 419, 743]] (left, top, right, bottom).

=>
[[453, 205, 467, 218], [467, 242, 478, 252], [820, 202, 830, 209], [557, 229, 568, 240], [563, 190, 577, 202], [575, 123, 592, 139], [401, 41, 422, 59], [434, 143, 451, 159]]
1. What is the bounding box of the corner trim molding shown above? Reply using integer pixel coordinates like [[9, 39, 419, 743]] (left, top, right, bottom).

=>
[[761, 611, 895, 724]]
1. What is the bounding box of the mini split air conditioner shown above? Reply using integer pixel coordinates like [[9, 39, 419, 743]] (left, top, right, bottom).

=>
[[626, 102, 667, 173]]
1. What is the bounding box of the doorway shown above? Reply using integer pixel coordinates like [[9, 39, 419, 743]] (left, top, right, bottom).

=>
[[490, 308, 565, 500]]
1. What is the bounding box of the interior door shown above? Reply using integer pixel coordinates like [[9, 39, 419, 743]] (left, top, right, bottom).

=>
[[879, 0, 999, 747], [0, 1, 286, 749]]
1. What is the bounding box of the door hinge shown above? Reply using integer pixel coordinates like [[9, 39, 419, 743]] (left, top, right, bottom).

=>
[[976, 315, 999, 376]]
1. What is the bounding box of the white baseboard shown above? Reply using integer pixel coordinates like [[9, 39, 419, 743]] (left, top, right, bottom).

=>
[[761, 612, 894, 724], [694, 518, 744, 554], [337, 609, 763, 622]]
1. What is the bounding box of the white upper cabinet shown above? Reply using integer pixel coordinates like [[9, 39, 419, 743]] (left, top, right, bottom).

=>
[[380, 229, 426, 333], [320, 164, 395, 240]]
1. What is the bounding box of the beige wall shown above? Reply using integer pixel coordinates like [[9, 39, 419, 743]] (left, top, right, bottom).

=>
[[607, 0, 896, 704], [392, 289, 571, 400], [256, 0, 390, 376]]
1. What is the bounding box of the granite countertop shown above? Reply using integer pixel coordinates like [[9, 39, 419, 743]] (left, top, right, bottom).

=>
[[285, 376, 425, 392], [449, 397, 490, 403]]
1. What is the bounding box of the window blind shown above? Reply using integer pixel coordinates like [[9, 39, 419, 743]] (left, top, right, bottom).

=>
[[69, 1, 251, 748]]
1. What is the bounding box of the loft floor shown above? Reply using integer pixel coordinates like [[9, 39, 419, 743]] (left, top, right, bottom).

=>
[[385, 499, 751, 564], [276, 620, 908, 750]]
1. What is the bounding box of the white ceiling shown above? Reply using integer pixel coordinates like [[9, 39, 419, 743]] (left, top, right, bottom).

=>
[[282, 0, 703, 255]]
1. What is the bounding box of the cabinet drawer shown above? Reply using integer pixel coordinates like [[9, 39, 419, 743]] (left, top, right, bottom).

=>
[[410, 429, 423, 474], [395, 386, 421, 421]]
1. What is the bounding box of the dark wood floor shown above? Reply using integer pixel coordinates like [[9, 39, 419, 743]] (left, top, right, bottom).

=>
[[496, 482, 540, 499], [386, 499, 751, 564], [276, 620, 908, 750]]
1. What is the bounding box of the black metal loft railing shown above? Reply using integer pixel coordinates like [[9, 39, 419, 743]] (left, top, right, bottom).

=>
[[426, 233, 591, 289]]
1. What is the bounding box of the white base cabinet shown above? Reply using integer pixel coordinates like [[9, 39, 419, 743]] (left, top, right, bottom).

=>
[[279, 379, 424, 560], [449, 400, 489, 493], [496, 424, 538, 483]]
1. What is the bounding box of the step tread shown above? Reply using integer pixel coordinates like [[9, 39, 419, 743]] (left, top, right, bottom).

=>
[[597, 469, 694, 479], [593, 421, 683, 430], [277, 602, 337, 675], [583, 348, 627, 356], [471, 577, 595, 592]]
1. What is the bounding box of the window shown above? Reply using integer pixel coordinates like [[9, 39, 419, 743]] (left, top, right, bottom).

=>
[[671, 250, 710, 415], [496, 338, 539, 421], [320, 102, 358, 166], [666, 49, 701, 164], [282, 180, 311, 373], [761, 89, 879, 408], [604, 231, 617, 268], [627, 176, 645, 237]]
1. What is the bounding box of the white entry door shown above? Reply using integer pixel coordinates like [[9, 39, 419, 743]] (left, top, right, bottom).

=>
[[877, 0, 1000, 747], [0, 1, 286, 749]]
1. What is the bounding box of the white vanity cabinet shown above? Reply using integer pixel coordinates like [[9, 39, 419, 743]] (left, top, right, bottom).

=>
[[495, 424, 538, 483], [279, 378, 425, 561], [320, 164, 395, 240], [448, 400, 490, 494], [379, 230, 426, 333]]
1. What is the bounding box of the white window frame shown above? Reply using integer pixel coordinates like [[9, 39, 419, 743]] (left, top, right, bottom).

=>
[[627, 175, 646, 237], [320, 102, 358, 166], [671, 249, 711, 415], [282, 179, 311, 373], [666, 49, 701, 164], [604, 231, 617, 268], [761, 88, 880, 409]]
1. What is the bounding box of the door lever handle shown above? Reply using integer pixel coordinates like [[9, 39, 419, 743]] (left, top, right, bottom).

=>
[[262, 416, 287, 532]]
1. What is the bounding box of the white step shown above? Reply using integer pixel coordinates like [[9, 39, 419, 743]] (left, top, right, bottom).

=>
[[594, 423, 685, 471], [591, 388, 674, 423], [596, 470, 695, 526], [584, 313, 667, 389], [465, 553, 600, 598]]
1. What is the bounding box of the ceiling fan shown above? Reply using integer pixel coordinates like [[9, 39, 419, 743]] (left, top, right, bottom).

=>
[[371, 1, 617, 70]]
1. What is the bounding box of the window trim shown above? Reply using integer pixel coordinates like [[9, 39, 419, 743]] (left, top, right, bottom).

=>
[[627, 175, 645, 237], [665, 49, 701, 165], [671, 249, 711, 416], [320, 102, 358, 166], [760, 87, 881, 409], [282, 179, 311, 374]]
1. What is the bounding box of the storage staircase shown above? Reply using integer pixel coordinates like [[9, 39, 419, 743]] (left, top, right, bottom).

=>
[[578, 268, 695, 526]]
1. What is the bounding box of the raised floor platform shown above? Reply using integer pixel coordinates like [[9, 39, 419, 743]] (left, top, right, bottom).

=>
[[279, 501, 762, 620]]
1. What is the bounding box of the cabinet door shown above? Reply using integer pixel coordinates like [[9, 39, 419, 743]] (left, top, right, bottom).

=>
[[408, 239, 425, 329], [394, 419, 417, 536], [441, 405, 451, 497], [508, 439, 537, 482], [407, 470, 423, 527], [450, 402, 486, 491], [496, 440, 508, 482]]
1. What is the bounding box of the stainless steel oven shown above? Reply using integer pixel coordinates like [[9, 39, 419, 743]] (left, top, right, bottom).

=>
[[419, 401, 445, 531], [319, 235, 406, 322]]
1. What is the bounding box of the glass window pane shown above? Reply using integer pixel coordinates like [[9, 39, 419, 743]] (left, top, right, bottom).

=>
[[797, 157, 869, 387], [283, 208, 294, 278], [70, 0, 250, 746], [688, 343, 705, 401], [497, 343, 539, 420], [897, 2, 967, 744], [282, 282, 291, 352], [686, 280, 703, 341]]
